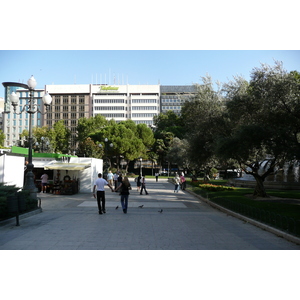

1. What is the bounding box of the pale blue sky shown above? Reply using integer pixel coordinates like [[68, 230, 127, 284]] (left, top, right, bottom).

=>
[[1, 50, 299, 98]]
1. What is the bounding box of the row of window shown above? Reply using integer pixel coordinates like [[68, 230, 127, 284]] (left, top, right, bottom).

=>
[[130, 93, 158, 96], [131, 113, 157, 118], [95, 106, 125, 111], [94, 99, 125, 103], [131, 106, 158, 110], [44, 115, 83, 128], [161, 99, 182, 103], [134, 120, 154, 125], [162, 106, 182, 110], [97, 113, 125, 118], [53, 95, 85, 104], [131, 99, 157, 103], [51, 105, 86, 112], [7, 112, 41, 119]]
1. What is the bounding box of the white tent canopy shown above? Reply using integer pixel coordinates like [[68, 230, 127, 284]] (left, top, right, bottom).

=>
[[44, 162, 91, 171]]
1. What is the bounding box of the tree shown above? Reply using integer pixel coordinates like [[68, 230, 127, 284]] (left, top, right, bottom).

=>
[[0, 130, 5, 147], [90, 122, 146, 172], [52, 120, 71, 154], [153, 110, 185, 139], [217, 62, 300, 197], [136, 123, 155, 149], [181, 75, 226, 174], [76, 114, 108, 143], [166, 138, 191, 173], [152, 131, 174, 169], [77, 137, 103, 158]]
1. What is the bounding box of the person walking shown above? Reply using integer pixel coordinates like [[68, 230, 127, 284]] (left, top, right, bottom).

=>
[[40, 172, 49, 193], [107, 170, 114, 187], [180, 173, 186, 190], [117, 173, 123, 189], [155, 172, 159, 182], [93, 173, 114, 214], [140, 175, 148, 195], [115, 176, 131, 214], [136, 174, 142, 192], [113, 172, 119, 190], [173, 173, 180, 193]]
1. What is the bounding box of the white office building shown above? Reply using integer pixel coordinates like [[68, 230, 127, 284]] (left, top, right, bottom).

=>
[[90, 84, 160, 125]]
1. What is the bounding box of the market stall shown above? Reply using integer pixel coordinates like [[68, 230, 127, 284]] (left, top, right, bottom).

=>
[[44, 157, 102, 194]]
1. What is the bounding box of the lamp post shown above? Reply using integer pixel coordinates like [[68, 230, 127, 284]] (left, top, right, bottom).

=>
[[99, 138, 113, 178], [35, 137, 49, 153], [139, 157, 143, 176], [3, 76, 52, 200]]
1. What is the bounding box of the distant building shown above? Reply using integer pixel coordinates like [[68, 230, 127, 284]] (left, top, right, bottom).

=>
[[160, 85, 197, 115], [91, 84, 160, 125], [1, 85, 46, 147], [0, 97, 4, 131], [2, 82, 196, 148], [44, 84, 91, 150]]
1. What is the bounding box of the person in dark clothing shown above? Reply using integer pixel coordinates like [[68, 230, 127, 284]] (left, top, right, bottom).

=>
[[93, 173, 114, 214], [115, 176, 131, 213], [136, 175, 142, 192], [117, 173, 123, 194]]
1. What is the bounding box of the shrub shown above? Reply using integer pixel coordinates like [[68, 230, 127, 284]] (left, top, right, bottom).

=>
[[199, 183, 235, 191], [0, 183, 38, 220]]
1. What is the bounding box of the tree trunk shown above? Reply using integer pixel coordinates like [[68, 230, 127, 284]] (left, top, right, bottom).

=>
[[253, 175, 269, 198]]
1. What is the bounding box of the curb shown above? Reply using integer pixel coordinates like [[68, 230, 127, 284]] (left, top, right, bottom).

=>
[[186, 188, 300, 246], [0, 208, 43, 227]]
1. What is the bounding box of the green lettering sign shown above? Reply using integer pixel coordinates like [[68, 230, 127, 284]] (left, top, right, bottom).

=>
[[100, 86, 119, 91]]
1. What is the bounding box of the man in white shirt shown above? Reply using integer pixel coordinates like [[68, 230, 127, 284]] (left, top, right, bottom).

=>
[[107, 171, 114, 187], [113, 172, 119, 189], [93, 173, 114, 214], [140, 175, 149, 195], [41, 173, 49, 193]]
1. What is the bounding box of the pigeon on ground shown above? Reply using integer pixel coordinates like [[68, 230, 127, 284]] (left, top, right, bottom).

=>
[[138, 205, 144, 208], [158, 209, 163, 213], [115, 206, 119, 209]]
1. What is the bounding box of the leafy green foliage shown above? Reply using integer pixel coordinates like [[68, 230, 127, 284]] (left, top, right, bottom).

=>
[[199, 183, 235, 191], [0, 183, 38, 220], [52, 120, 71, 153], [0, 129, 5, 147], [153, 111, 185, 139]]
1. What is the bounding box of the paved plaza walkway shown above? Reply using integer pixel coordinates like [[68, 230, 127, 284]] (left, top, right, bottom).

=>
[[1, 178, 300, 250]]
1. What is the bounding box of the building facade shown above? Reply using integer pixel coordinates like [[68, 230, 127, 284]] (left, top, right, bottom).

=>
[[160, 85, 197, 115], [91, 84, 160, 125], [0, 97, 4, 131], [2, 85, 46, 147], [44, 84, 91, 150], [2, 83, 196, 147]]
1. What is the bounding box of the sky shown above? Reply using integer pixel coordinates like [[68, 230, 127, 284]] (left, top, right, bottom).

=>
[[1, 2, 299, 99], [1, 50, 299, 98]]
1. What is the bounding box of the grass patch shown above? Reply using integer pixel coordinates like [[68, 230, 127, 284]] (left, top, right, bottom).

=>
[[186, 178, 300, 236]]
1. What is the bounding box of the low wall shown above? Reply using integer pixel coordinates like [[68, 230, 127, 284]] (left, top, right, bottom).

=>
[[230, 179, 300, 190]]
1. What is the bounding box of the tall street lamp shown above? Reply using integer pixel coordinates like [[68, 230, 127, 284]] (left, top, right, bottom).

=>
[[3, 76, 52, 200], [99, 138, 113, 178], [139, 157, 143, 176], [36, 136, 50, 153]]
